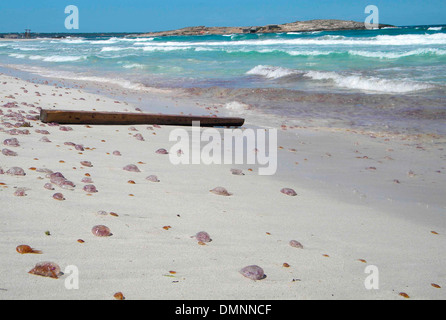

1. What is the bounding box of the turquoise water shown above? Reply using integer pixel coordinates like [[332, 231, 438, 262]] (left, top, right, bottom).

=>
[[1, 25, 445, 133]]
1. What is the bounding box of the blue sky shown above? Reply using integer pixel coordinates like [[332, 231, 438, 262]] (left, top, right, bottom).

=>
[[0, 0, 444, 33]]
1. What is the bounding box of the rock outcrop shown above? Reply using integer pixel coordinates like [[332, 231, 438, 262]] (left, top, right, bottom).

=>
[[133, 19, 394, 37]]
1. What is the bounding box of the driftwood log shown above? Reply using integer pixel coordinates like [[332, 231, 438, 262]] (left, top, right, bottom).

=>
[[40, 109, 245, 127]]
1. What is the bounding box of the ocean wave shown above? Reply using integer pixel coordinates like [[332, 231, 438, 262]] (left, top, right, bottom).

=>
[[101, 46, 140, 52], [122, 63, 146, 69], [246, 65, 434, 93], [304, 70, 434, 93], [246, 65, 300, 79], [10, 54, 85, 62], [12, 47, 44, 51], [428, 27, 443, 31], [119, 32, 446, 47], [348, 48, 446, 59]]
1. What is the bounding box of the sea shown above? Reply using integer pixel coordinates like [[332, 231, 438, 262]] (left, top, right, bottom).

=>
[[1, 25, 445, 135]]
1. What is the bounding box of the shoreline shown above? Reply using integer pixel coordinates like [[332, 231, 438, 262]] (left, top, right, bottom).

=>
[[1, 72, 446, 299]]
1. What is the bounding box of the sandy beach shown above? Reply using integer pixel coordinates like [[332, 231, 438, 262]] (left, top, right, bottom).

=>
[[1, 72, 445, 300]]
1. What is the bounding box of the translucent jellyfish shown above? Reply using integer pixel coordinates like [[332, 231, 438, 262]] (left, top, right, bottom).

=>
[[53, 193, 65, 201], [230, 168, 244, 175], [28, 261, 63, 279], [195, 231, 212, 243], [289, 240, 303, 249], [83, 184, 98, 193], [280, 188, 297, 196], [6, 167, 25, 176], [80, 161, 93, 167], [44, 183, 54, 190], [155, 148, 168, 154], [123, 164, 140, 172], [2, 148, 17, 156], [3, 138, 20, 147], [134, 133, 145, 141], [239, 265, 265, 280], [146, 175, 159, 182], [81, 177, 93, 183], [210, 187, 232, 196], [91, 225, 112, 237], [14, 188, 27, 196]]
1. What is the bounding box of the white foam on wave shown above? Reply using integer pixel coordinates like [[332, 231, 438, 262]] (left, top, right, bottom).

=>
[[246, 65, 299, 79], [304, 70, 433, 93], [122, 63, 146, 69], [349, 48, 446, 59], [246, 65, 434, 93], [224, 101, 251, 112], [18, 54, 86, 62], [428, 27, 443, 31], [101, 46, 139, 52]]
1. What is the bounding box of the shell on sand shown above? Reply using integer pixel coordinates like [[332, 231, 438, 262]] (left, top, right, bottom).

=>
[[16, 244, 42, 254]]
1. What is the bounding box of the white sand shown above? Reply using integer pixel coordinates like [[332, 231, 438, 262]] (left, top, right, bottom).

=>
[[0, 73, 445, 300]]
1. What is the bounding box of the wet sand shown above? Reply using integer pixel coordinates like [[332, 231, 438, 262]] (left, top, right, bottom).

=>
[[0, 73, 445, 300]]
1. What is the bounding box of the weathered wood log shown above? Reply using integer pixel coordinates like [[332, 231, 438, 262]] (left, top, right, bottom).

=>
[[40, 109, 245, 127]]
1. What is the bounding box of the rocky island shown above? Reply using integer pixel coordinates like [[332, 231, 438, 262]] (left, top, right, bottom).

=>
[[133, 19, 395, 37]]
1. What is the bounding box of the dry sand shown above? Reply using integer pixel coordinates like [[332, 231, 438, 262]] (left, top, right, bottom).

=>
[[0, 73, 445, 300]]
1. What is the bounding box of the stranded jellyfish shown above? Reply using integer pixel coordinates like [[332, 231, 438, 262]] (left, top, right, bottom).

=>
[[2, 148, 17, 156], [44, 183, 54, 190], [6, 167, 25, 176], [28, 261, 63, 279], [239, 265, 265, 280], [83, 184, 98, 193], [3, 138, 20, 147], [53, 193, 65, 201], [280, 188, 297, 196], [80, 161, 93, 167], [134, 133, 145, 141], [230, 168, 244, 175], [123, 164, 140, 172], [155, 148, 168, 154], [91, 225, 112, 237], [210, 187, 232, 196], [146, 175, 160, 182], [14, 188, 27, 197], [289, 240, 303, 249], [194, 231, 212, 243]]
